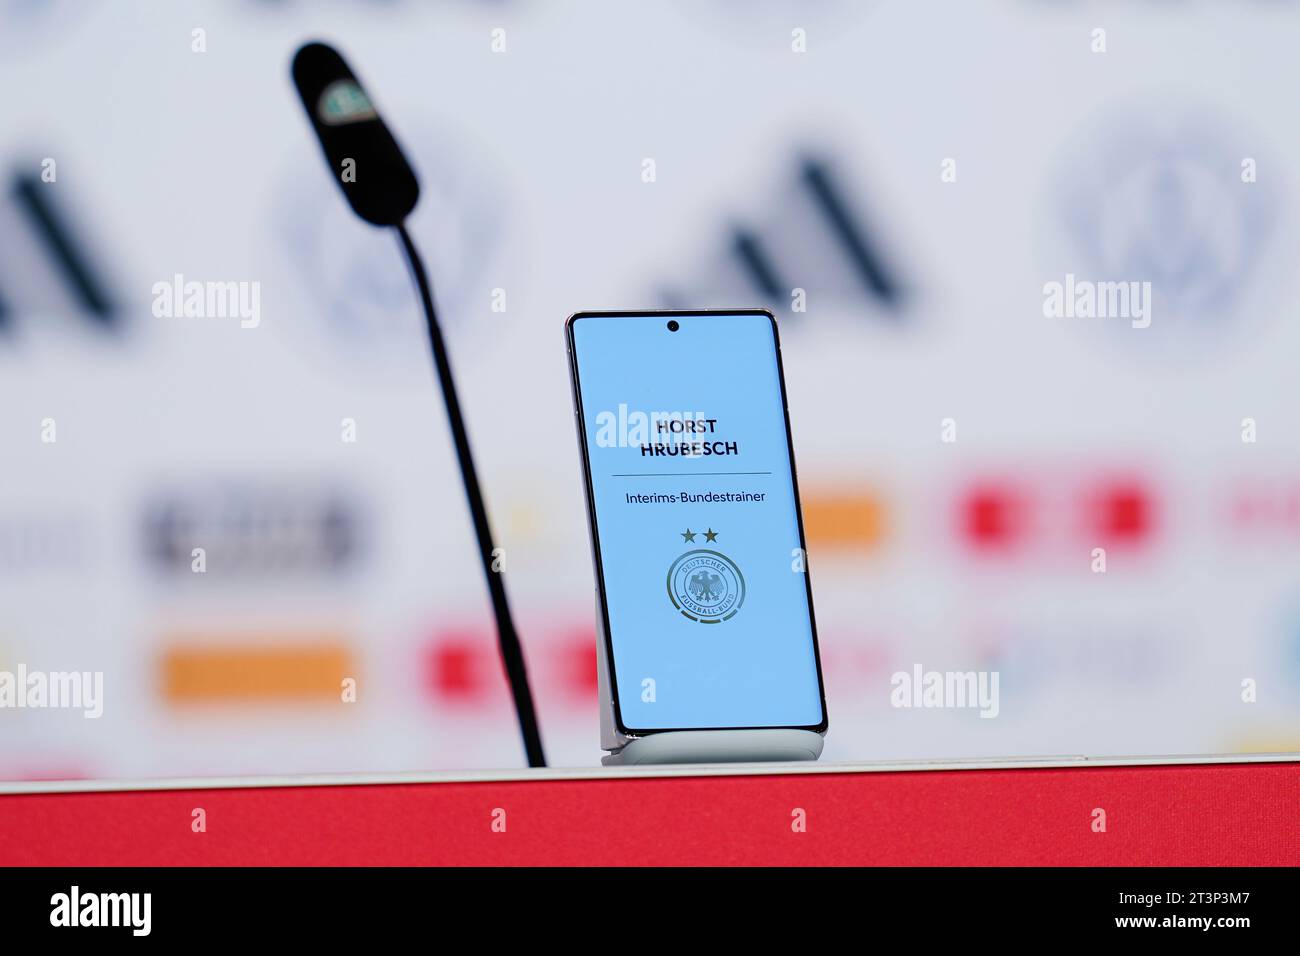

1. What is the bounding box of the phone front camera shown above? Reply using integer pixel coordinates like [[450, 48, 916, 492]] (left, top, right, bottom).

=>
[[667, 320, 680, 332]]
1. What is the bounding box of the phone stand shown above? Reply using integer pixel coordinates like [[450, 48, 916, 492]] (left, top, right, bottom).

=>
[[602, 728, 824, 766], [594, 597, 825, 766]]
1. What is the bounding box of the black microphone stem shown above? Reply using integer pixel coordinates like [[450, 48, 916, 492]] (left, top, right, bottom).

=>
[[395, 222, 547, 769]]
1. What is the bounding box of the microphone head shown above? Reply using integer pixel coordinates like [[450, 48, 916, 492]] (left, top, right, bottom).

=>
[[291, 41, 419, 226]]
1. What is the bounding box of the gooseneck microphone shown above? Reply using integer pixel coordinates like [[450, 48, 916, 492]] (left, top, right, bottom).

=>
[[291, 41, 546, 768]]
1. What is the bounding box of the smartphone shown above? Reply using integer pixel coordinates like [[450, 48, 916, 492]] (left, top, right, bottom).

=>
[[566, 310, 828, 748]]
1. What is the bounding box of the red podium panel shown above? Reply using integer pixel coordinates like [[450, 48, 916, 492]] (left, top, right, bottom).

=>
[[2, 760, 1296, 866]]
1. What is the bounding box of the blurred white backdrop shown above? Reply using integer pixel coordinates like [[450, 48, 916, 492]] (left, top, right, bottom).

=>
[[1, 0, 1299, 780]]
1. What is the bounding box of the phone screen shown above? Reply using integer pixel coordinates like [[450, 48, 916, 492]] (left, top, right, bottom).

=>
[[568, 311, 827, 734]]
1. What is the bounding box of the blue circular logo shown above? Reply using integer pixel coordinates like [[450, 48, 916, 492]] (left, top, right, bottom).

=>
[[667, 549, 745, 624]]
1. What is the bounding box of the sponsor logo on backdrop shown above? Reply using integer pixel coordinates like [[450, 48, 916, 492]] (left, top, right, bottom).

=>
[[657, 155, 904, 321], [142, 482, 363, 577], [1052, 106, 1278, 343], [271, 123, 507, 364], [0, 512, 89, 572]]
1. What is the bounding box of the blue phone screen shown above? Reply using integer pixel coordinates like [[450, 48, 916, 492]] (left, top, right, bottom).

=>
[[570, 312, 826, 733]]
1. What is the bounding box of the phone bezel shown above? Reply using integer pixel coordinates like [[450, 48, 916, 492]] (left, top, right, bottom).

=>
[[566, 309, 830, 739]]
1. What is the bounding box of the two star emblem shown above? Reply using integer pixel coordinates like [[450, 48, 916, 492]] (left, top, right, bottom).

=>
[[681, 528, 718, 543]]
